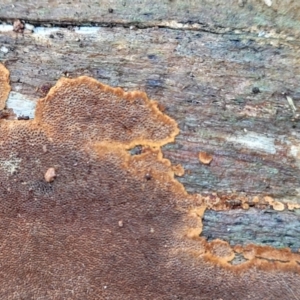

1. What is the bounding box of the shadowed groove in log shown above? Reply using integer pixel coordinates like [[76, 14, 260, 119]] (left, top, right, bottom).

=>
[[201, 208, 300, 252], [2, 0, 300, 36]]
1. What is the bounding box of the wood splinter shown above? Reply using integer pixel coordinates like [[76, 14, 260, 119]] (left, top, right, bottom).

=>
[[44, 167, 56, 182]]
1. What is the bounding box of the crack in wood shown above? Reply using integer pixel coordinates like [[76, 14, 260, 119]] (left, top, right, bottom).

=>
[[0, 18, 254, 35]]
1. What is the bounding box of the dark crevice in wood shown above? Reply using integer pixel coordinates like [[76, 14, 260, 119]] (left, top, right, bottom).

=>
[[0, 18, 244, 35]]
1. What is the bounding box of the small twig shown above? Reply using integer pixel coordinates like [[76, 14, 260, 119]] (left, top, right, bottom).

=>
[[286, 96, 297, 112]]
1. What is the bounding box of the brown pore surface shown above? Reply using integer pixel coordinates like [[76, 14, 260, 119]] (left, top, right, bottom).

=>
[[34, 76, 179, 148], [0, 63, 10, 110], [0, 63, 300, 299]]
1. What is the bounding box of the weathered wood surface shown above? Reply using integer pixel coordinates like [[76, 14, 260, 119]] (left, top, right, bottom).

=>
[[1, 20, 300, 200], [1, 0, 300, 36], [1, 0, 300, 261], [202, 208, 300, 252]]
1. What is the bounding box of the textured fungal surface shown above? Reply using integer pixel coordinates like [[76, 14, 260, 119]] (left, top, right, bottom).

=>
[[0, 63, 300, 299], [0, 63, 10, 110], [34, 76, 179, 148]]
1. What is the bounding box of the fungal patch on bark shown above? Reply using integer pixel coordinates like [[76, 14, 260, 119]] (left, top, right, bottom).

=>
[[0, 63, 300, 299], [198, 151, 213, 165], [0, 63, 10, 109]]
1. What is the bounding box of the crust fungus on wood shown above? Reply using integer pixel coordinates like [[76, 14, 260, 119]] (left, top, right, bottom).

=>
[[34, 76, 179, 148], [0, 62, 300, 299], [264, 195, 285, 211], [0, 63, 10, 110], [198, 151, 213, 165]]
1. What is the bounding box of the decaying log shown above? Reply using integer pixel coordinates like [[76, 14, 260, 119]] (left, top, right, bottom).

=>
[[1, 1, 300, 299], [1, 20, 300, 200]]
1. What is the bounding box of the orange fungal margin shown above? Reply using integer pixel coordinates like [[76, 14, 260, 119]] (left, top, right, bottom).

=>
[[0, 63, 11, 110]]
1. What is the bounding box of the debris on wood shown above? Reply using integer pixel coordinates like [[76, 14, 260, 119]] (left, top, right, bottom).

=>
[[13, 19, 25, 33], [44, 167, 56, 182], [198, 151, 213, 165]]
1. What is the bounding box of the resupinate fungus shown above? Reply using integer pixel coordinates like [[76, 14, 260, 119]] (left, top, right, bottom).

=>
[[0, 63, 299, 299]]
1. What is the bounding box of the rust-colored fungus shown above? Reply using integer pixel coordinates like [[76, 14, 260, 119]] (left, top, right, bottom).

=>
[[0, 63, 10, 110], [264, 196, 285, 211], [205, 239, 235, 263], [198, 151, 213, 165], [0, 63, 300, 298]]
